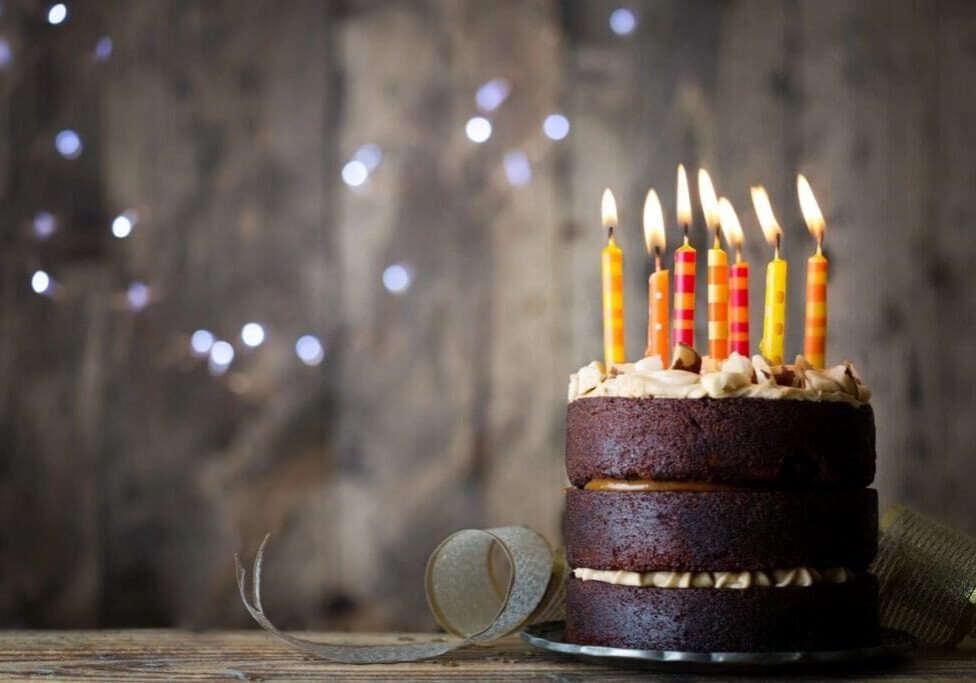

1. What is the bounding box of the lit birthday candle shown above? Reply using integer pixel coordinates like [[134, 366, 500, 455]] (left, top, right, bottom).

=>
[[672, 165, 695, 348], [699, 169, 728, 360], [719, 198, 749, 357], [642, 188, 669, 364], [751, 185, 787, 364], [601, 188, 625, 367], [797, 174, 827, 368]]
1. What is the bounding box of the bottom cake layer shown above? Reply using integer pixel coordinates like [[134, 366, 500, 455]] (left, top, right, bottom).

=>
[[565, 573, 880, 652]]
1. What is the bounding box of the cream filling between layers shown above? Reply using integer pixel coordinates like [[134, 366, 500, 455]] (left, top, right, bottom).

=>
[[572, 566, 854, 589]]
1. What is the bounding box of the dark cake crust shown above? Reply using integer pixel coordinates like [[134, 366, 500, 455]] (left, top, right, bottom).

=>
[[565, 488, 878, 571], [566, 397, 876, 488], [564, 573, 880, 652]]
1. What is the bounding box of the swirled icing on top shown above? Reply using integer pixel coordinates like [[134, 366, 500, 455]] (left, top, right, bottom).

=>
[[567, 351, 871, 404]]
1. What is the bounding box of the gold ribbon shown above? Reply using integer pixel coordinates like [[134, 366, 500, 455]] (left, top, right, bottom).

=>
[[238, 507, 976, 661], [236, 526, 565, 664]]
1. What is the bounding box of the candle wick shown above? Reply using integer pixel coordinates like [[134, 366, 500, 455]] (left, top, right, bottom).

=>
[[713, 227, 721, 250], [682, 223, 689, 247], [608, 225, 614, 241], [735, 248, 743, 264], [654, 247, 661, 273], [775, 233, 781, 259], [816, 235, 823, 256]]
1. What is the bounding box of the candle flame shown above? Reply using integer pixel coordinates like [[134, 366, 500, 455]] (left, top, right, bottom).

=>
[[643, 188, 665, 254], [796, 174, 826, 246], [718, 197, 744, 251], [601, 188, 617, 233], [698, 168, 720, 231], [676, 164, 691, 228], [750, 185, 783, 247]]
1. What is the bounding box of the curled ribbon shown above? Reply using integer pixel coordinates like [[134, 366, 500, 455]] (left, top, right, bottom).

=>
[[236, 526, 566, 663]]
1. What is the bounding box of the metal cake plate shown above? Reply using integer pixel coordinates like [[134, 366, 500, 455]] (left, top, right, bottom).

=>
[[521, 621, 915, 673]]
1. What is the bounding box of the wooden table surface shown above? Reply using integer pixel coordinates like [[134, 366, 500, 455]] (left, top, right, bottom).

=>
[[0, 630, 972, 681]]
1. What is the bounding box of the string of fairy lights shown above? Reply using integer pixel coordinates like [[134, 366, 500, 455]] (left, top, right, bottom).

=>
[[21, 2, 642, 380]]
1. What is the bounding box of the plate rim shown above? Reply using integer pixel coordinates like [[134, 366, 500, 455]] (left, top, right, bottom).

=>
[[520, 621, 916, 668]]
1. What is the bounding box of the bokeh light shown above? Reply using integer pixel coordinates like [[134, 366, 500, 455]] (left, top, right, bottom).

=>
[[126, 282, 150, 311], [33, 211, 56, 239], [55, 129, 82, 159], [0, 38, 12, 70], [353, 144, 382, 171], [465, 116, 492, 144], [46, 3, 67, 25], [31, 270, 52, 295], [208, 340, 235, 375], [341, 160, 369, 187], [295, 335, 325, 366], [94, 36, 112, 62], [542, 113, 570, 141], [503, 151, 531, 187], [190, 329, 215, 356], [609, 8, 637, 36], [382, 263, 412, 294], [475, 78, 510, 113], [240, 322, 266, 348], [111, 211, 137, 238]]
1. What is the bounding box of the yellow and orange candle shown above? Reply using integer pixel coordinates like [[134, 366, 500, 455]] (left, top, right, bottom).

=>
[[751, 185, 787, 365], [672, 165, 695, 348], [643, 189, 669, 364], [601, 189, 625, 367], [798, 174, 827, 368], [699, 169, 728, 360], [719, 198, 749, 357]]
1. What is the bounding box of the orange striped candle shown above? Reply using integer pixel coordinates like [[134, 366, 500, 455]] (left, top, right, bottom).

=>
[[798, 174, 828, 368], [672, 164, 695, 348], [601, 189, 625, 367], [719, 198, 749, 356], [699, 169, 728, 360], [642, 189, 669, 364]]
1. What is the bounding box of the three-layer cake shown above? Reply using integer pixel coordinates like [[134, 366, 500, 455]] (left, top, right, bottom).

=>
[[564, 346, 879, 652]]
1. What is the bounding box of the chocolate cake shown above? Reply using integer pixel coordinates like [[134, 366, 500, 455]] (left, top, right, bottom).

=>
[[563, 347, 880, 652]]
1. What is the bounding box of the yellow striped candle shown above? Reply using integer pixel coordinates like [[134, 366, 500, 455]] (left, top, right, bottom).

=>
[[752, 185, 787, 365], [798, 174, 828, 368], [719, 198, 749, 356], [672, 165, 695, 348], [642, 188, 669, 364], [699, 169, 728, 360], [601, 189, 625, 367]]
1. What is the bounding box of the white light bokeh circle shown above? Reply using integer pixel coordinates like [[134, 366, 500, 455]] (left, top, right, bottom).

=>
[[353, 144, 382, 171], [240, 322, 266, 348], [33, 211, 56, 239], [126, 282, 150, 311], [503, 151, 531, 187], [190, 329, 215, 356], [465, 116, 492, 144], [341, 160, 369, 187], [382, 263, 412, 294], [55, 129, 82, 159], [209, 340, 235, 374], [609, 8, 637, 36], [31, 270, 52, 295], [475, 78, 510, 113], [295, 335, 325, 366], [542, 113, 570, 141], [112, 214, 133, 238], [46, 3, 67, 25]]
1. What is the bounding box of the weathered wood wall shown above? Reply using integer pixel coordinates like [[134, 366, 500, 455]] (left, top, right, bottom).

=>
[[1, 0, 974, 630]]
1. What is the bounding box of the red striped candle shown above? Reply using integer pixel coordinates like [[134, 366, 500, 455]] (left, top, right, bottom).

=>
[[672, 244, 696, 348], [719, 198, 749, 357]]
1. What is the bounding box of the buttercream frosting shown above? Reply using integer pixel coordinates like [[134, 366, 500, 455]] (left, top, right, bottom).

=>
[[568, 351, 871, 404], [572, 566, 854, 589]]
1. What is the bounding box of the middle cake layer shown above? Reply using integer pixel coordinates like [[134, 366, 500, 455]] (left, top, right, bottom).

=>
[[565, 488, 878, 571]]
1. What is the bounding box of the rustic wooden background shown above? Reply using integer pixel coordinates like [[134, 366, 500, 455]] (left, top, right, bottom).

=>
[[0, 0, 973, 631]]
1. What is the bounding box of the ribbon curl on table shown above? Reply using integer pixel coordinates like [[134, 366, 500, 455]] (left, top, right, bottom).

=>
[[236, 526, 566, 664]]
